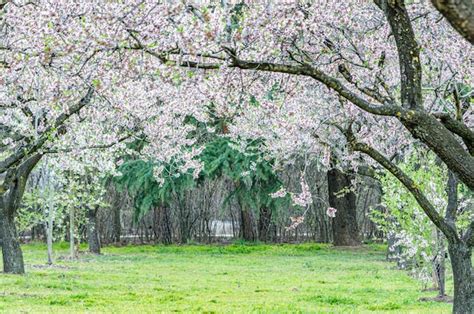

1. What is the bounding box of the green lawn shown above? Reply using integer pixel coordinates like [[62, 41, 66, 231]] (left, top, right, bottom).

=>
[[0, 243, 451, 313]]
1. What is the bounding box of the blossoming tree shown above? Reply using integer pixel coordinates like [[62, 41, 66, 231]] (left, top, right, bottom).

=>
[[0, 1, 472, 312], [97, 1, 472, 311]]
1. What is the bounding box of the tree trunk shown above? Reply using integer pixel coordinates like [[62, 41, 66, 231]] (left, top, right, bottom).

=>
[[69, 207, 76, 259], [113, 202, 121, 243], [448, 241, 473, 313], [46, 215, 54, 265], [327, 168, 360, 246], [240, 208, 256, 242], [155, 206, 172, 245], [433, 229, 446, 297], [258, 207, 272, 242], [0, 211, 25, 274], [178, 206, 191, 244], [0, 155, 41, 274], [87, 207, 101, 254]]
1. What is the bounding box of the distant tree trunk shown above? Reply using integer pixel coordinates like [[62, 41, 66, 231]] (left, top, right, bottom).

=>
[[327, 168, 360, 246], [154, 206, 172, 245], [69, 207, 76, 259], [46, 211, 54, 265], [433, 229, 446, 297], [178, 210, 191, 244], [87, 206, 101, 254], [240, 208, 256, 241], [258, 207, 272, 242], [113, 203, 121, 243]]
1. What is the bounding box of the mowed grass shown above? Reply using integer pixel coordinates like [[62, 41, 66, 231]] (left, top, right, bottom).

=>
[[0, 243, 451, 313]]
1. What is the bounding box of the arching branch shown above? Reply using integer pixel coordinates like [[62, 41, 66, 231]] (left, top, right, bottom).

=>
[[344, 129, 459, 243], [431, 0, 474, 45]]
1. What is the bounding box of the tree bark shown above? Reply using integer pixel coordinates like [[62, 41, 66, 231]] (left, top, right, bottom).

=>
[[113, 201, 121, 243], [431, 0, 474, 44], [46, 211, 54, 265], [0, 211, 24, 274], [69, 207, 76, 259], [0, 154, 41, 274], [448, 241, 473, 313], [327, 168, 360, 246], [87, 206, 101, 254], [258, 207, 272, 242], [240, 208, 256, 242], [154, 206, 172, 245], [433, 229, 446, 297]]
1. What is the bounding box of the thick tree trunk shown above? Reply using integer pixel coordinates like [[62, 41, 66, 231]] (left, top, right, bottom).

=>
[[240, 209, 256, 242], [258, 207, 272, 242], [448, 241, 473, 314], [327, 168, 360, 246], [0, 155, 41, 273], [87, 207, 101, 254], [0, 211, 25, 274], [400, 111, 474, 191]]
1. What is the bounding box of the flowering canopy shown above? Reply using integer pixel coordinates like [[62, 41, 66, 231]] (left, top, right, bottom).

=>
[[1, 1, 471, 179]]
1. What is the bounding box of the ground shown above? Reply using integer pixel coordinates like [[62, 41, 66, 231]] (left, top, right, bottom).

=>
[[0, 243, 451, 313]]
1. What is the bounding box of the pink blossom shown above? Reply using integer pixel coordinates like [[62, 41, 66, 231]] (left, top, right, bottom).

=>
[[326, 207, 337, 218], [270, 187, 287, 199]]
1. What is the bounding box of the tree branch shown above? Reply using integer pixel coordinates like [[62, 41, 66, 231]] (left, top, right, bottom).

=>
[[431, 0, 474, 44], [44, 134, 131, 154], [464, 222, 473, 247], [222, 50, 400, 116], [375, 0, 423, 109], [0, 88, 94, 174], [345, 130, 459, 242], [3, 153, 42, 215], [433, 112, 474, 155]]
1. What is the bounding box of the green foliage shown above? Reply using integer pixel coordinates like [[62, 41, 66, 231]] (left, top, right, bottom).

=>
[[370, 149, 472, 283], [114, 160, 196, 222], [115, 137, 290, 223], [201, 137, 290, 212]]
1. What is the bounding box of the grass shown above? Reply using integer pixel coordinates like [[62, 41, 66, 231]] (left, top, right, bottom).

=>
[[0, 242, 452, 313]]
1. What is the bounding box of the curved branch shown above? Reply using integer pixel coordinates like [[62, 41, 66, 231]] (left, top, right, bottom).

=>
[[431, 0, 474, 44], [433, 112, 474, 155], [0, 88, 94, 174], [346, 132, 459, 243], [136, 42, 399, 116], [222, 49, 400, 116]]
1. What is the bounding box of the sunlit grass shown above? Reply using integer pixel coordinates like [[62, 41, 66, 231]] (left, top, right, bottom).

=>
[[0, 242, 451, 313]]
